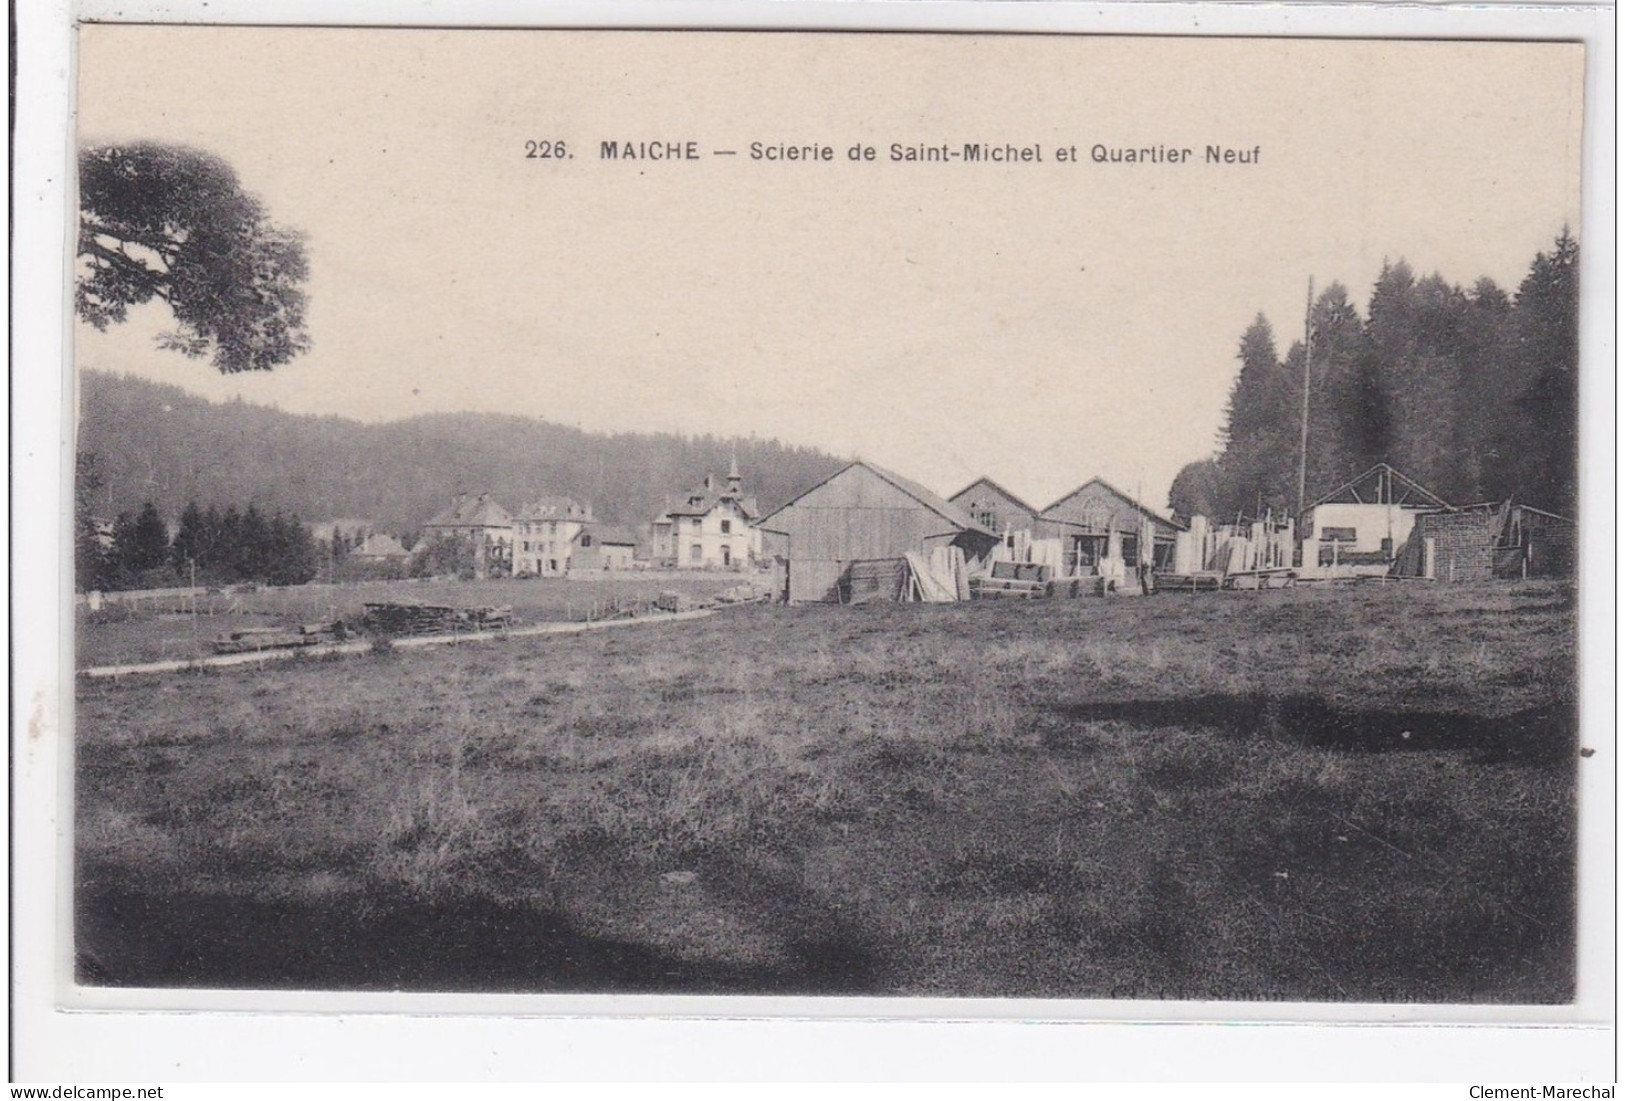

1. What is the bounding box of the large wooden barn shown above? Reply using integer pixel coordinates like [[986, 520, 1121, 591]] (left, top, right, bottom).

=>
[[758, 461, 999, 603]]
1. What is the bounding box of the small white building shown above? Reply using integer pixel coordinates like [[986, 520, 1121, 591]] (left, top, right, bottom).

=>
[[573, 525, 639, 571], [513, 497, 594, 576], [652, 459, 761, 570]]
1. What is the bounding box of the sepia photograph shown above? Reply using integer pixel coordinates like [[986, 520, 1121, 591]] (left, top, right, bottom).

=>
[[61, 23, 1594, 1014]]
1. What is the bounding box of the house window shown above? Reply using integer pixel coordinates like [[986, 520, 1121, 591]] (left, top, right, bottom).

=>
[[689, 544, 703, 562], [720, 520, 731, 535], [580, 534, 592, 547], [1320, 526, 1358, 543], [722, 546, 732, 567], [691, 518, 701, 530]]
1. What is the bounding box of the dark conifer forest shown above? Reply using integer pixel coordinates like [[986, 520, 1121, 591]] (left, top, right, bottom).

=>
[[1170, 230, 1579, 522], [76, 371, 847, 537]]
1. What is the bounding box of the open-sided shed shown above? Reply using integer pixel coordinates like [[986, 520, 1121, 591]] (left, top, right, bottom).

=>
[[1300, 464, 1449, 578], [758, 461, 998, 603], [1038, 478, 1185, 577]]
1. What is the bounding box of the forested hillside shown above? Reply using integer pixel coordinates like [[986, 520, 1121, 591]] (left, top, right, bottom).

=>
[[76, 371, 846, 533], [1171, 230, 1580, 521]]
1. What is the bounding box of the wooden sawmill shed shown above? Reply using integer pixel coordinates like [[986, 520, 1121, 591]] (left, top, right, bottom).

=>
[[1038, 478, 1185, 575], [758, 461, 1000, 603], [948, 477, 1042, 542]]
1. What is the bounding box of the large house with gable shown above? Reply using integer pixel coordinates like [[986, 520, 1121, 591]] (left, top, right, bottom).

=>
[[420, 493, 515, 578], [513, 497, 595, 576]]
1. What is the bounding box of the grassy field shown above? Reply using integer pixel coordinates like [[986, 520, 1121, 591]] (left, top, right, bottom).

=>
[[76, 573, 757, 667], [75, 580, 1579, 1000]]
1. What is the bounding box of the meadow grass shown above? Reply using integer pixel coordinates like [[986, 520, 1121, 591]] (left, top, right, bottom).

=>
[[75, 581, 1579, 998], [75, 573, 750, 667]]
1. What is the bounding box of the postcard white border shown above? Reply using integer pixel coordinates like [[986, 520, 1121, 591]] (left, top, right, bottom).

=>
[[12, 0, 1617, 1083]]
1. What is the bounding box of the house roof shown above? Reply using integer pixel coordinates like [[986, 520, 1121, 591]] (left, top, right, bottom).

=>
[[661, 473, 759, 521], [424, 494, 513, 529], [758, 460, 996, 538], [947, 476, 1042, 518], [593, 525, 640, 547], [353, 533, 409, 558], [518, 496, 593, 522], [1306, 464, 1450, 512], [1039, 477, 1186, 532]]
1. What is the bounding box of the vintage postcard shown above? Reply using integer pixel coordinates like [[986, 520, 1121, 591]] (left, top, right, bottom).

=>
[[24, 9, 1613, 1078]]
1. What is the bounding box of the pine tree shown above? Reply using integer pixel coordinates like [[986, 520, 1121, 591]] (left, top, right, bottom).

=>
[[1302, 283, 1370, 502], [1506, 228, 1580, 514], [129, 502, 171, 574], [1216, 315, 1299, 517], [74, 453, 113, 593], [170, 501, 205, 577]]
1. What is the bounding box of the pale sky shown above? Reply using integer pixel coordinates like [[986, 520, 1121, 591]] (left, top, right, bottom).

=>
[[75, 28, 1584, 510]]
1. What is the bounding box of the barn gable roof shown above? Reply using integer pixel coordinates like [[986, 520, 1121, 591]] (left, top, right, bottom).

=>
[[1040, 477, 1186, 533], [948, 476, 1041, 520], [759, 460, 995, 538]]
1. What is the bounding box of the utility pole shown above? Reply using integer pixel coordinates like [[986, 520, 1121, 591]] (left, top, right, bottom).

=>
[[1296, 277, 1315, 518]]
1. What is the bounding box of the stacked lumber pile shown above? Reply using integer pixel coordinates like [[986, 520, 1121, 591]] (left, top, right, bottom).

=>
[[714, 581, 771, 605], [361, 602, 512, 635], [970, 561, 1055, 599], [1151, 572, 1224, 593], [657, 591, 694, 612], [842, 559, 907, 604], [902, 552, 958, 603], [213, 621, 343, 654]]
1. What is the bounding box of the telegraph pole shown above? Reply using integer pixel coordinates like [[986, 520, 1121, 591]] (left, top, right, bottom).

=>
[[1296, 277, 1314, 518]]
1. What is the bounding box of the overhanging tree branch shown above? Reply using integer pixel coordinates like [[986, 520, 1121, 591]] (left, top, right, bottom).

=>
[[77, 142, 311, 373]]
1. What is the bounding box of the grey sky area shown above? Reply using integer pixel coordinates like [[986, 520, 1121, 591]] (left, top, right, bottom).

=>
[[76, 28, 1583, 509]]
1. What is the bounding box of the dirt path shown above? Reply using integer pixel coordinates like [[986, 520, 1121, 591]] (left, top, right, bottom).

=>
[[78, 609, 717, 680]]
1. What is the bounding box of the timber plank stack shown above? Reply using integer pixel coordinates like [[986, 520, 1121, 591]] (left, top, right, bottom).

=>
[[361, 602, 513, 635], [1152, 573, 1224, 593], [213, 621, 344, 654], [970, 561, 1073, 599]]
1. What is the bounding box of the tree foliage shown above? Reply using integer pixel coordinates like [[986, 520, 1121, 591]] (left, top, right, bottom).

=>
[[82, 491, 320, 590], [1176, 231, 1580, 521], [79, 372, 850, 535], [74, 454, 114, 593], [77, 143, 311, 373]]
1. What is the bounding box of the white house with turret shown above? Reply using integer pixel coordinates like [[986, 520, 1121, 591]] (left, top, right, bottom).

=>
[[651, 459, 761, 569]]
